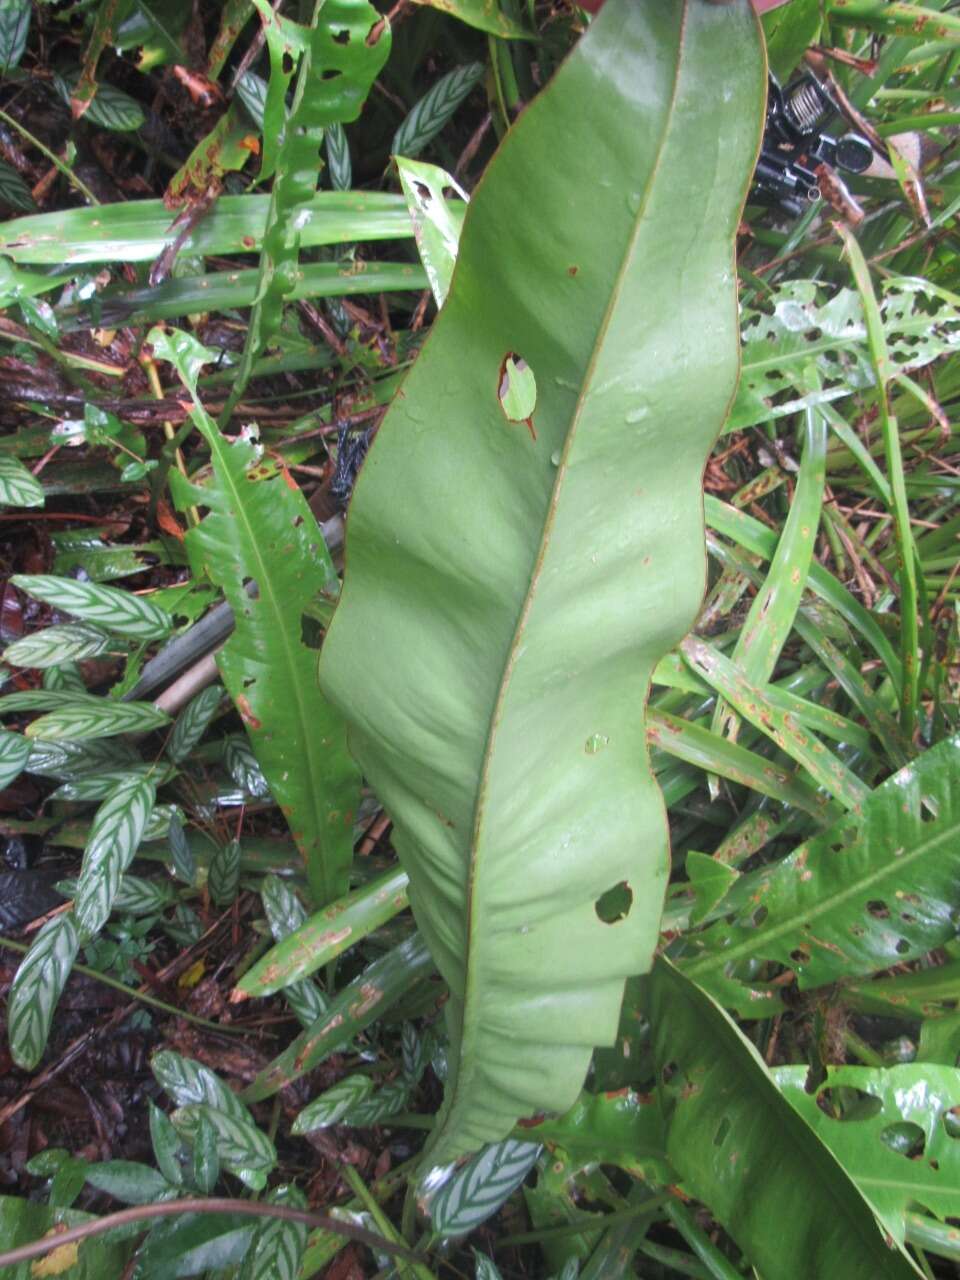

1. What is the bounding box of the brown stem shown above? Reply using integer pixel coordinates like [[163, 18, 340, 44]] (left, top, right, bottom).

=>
[[0, 1198, 416, 1271]]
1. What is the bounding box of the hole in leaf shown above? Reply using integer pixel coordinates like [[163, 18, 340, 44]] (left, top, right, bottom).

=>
[[817, 1086, 882, 1122], [282, 51, 294, 75], [301, 614, 323, 650], [880, 1122, 925, 1158], [921, 795, 939, 823], [242, 577, 260, 600], [941, 1108, 960, 1139], [414, 181, 432, 202], [714, 1117, 731, 1147], [790, 946, 810, 965], [751, 905, 768, 927], [595, 881, 633, 924], [896, 938, 911, 956], [661, 1061, 678, 1085], [293, 515, 303, 527], [866, 900, 889, 920], [498, 353, 537, 425], [333, 28, 350, 42], [322, 68, 343, 80]]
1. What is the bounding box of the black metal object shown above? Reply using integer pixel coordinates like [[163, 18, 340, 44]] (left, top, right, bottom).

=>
[[754, 72, 873, 217], [330, 424, 374, 510]]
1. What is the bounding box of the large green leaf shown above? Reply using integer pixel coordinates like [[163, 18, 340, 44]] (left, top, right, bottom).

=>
[[320, 0, 764, 1165], [776, 1064, 960, 1247], [683, 737, 960, 1014], [643, 960, 916, 1280], [157, 328, 360, 907]]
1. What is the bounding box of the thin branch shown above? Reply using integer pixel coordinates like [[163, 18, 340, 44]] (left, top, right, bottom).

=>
[[0, 1198, 416, 1271]]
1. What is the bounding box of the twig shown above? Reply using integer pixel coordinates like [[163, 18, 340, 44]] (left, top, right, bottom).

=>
[[0, 1198, 417, 1272]]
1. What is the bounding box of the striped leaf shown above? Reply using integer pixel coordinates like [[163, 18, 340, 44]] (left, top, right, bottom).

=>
[[225, 735, 270, 798], [27, 736, 136, 780], [402, 1022, 429, 1085], [8, 913, 80, 1070], [392, 62, 484, 160], [0, 453, 42, 505], [261, 875, 308, 940], [3, 623, 111, 670], [474, 1255, 504, 1280], [0, 0, 29, 70], [168, 811, 195, 884], [164, 902, 202, 946], [53, 72, 146, 132], [428, 1139, 541, 1237], [235, 71, 268, 131], [49, 764, 166, 803], [324, 122, 352, 191], [209, 837, 240, 906], [237, 1185, 308, 1280], [171, 1103, 277, 1188], [74, 775, 157, 939], [340, 1079, 409, 1126], [191, 1110, 220, 1193], [151, 1050, 251, 1125], [143, 804, 178, 841], [12, 574, 172, 640], [167, 684, 223, 763], [57, 872, 174, 916], [0, 728, 30, 789], [42, 661, 86, 693], [292, 1074, 375, 1133], [0, 690, 92, 714], [26, 699, 171, 741], [283, 977, 329, 1028], [149, 1101, 184, 1187]]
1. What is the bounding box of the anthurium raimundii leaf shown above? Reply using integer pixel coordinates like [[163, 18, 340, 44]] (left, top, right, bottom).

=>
[[775, 1064, 960, 1247], [154, 327, 360, 907], [643, 960, 916, 1279], [320, 0, 765, 1166], [683, 736, 960, 1011]]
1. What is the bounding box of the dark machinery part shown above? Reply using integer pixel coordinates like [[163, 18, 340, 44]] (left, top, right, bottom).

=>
[[754, 72, 873, 217]]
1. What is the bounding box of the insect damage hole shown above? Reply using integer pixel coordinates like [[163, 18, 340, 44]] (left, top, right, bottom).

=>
[[498, 352, 537, 439], [595, 881, 633, 925]]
